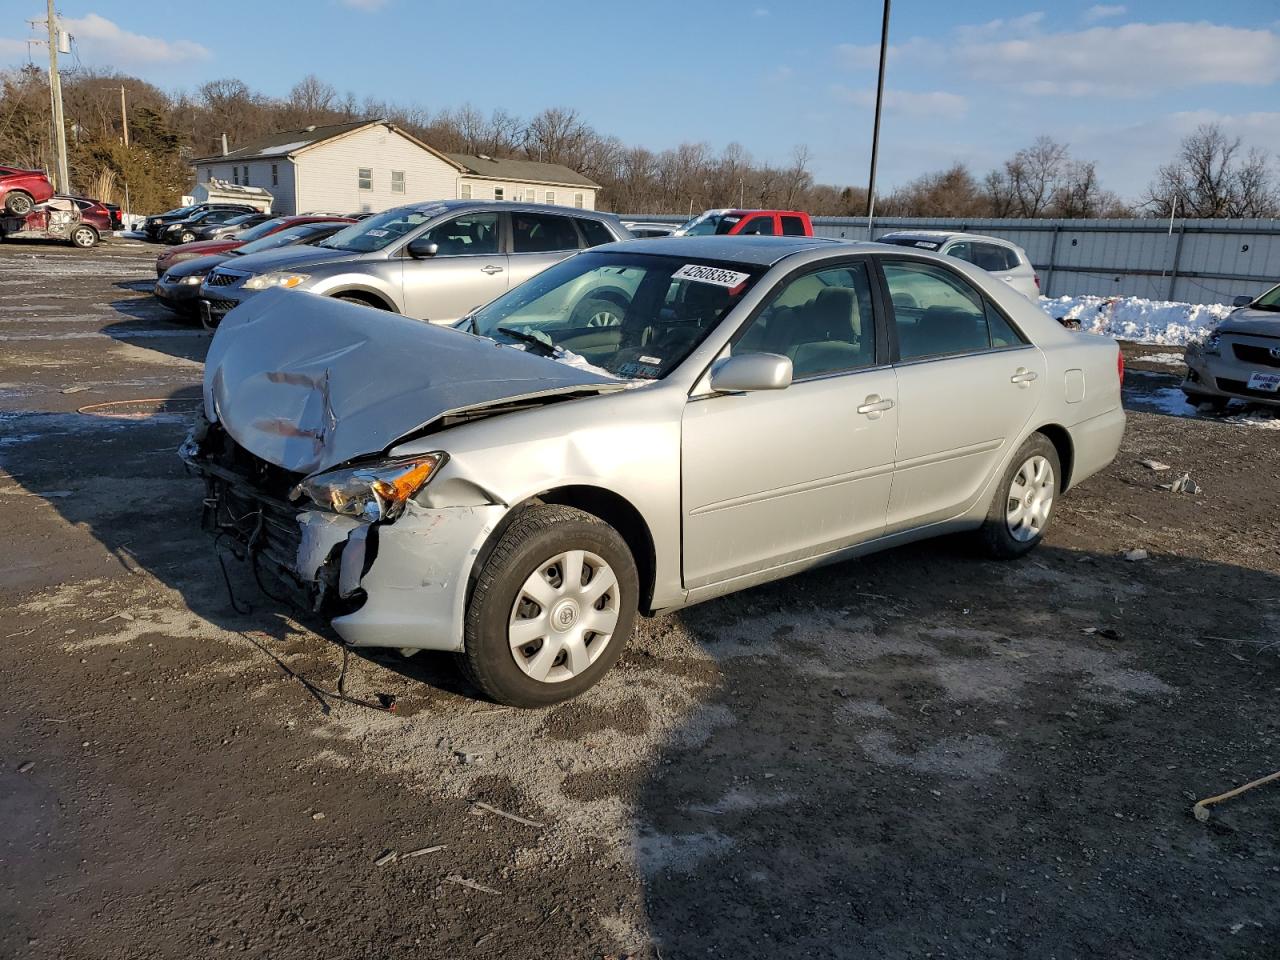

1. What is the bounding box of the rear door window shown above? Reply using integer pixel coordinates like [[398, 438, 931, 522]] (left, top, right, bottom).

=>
[[512, 213, 581, 253], [881, 260, 1024, 360], [780, 215, 807, 236]]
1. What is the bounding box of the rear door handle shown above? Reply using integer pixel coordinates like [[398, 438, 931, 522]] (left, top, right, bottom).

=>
[[1011, 368, 1039, 385], [857, 395, 895, 418], [481, 264, 504, 275]]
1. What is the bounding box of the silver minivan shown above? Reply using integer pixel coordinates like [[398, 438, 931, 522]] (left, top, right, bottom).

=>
[[197, 200, 631, 326], [879, 231, 1040, 301]]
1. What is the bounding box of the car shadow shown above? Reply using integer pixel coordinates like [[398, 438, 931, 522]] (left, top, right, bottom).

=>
[[623, 540, 1280, 959]]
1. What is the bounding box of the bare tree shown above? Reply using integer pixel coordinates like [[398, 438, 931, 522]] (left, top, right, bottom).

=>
[[1144, 123, 1279, 218]]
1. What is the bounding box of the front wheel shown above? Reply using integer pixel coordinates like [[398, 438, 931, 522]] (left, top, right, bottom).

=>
[[977, 434, 1060, 559], [70, 226, 98, 248], [459, 505, 638, 707], [179, 230, 196, 244]]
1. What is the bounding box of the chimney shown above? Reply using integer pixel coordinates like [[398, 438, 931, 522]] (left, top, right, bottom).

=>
[[221, 133, 229, 156]]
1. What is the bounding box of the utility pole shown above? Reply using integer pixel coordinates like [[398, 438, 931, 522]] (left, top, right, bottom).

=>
[[120, 84, 129, 147], [45, 0, 70, 193], [864, 0, 890, 240]]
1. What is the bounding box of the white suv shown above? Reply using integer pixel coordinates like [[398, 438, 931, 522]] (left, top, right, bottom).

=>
[[878, 231, 1040, 301]]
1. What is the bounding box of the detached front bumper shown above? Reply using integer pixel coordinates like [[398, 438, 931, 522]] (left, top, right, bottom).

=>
[[187, 435, 501, 653]]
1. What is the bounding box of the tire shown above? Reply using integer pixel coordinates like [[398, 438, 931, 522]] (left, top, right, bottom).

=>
[[977, 433, 1061, 560], [570, 296, 625, 327], [1193, 395, 1229, 413], [334, 294, 388, 309], [458, 505, 638, 708], [70, 226, 98, 249], [179, 231, 196, 244], [5, 191, 34, 216]]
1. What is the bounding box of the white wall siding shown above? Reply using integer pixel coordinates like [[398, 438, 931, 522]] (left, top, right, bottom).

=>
[[194, 160, 295, 213], [460, 177, 596, 209], [294, 125, 459, 215]]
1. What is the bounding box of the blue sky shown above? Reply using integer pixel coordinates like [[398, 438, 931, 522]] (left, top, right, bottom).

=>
[[3, 0, 1279, 201]]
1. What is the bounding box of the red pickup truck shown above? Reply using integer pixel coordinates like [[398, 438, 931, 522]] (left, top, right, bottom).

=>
[[0, 165, 56, 216], [674, 208, 814, 237]]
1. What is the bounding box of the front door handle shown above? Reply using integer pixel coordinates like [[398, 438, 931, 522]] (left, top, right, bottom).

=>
[[857, 395, 895, 418], [481, 264, 504, 275], [1010, 368, 1038, 385]]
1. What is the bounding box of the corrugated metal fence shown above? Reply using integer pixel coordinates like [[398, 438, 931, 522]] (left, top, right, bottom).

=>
[[622, 215, 1280, 306]]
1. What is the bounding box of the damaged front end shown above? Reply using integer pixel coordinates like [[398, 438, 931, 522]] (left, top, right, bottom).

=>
[[182, 417, 503, 653]]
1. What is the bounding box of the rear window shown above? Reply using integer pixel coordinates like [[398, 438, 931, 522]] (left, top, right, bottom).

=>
[[781, 215, 808, 236], [577, 218, 616, 248], [881, 237, 941, 250]]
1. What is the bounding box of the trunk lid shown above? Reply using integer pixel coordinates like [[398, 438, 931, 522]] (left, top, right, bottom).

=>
[[203, 289, 623, 475]]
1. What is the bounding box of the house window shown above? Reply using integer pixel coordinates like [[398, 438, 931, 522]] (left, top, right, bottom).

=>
[[242, 166, 250, 185], [205, 168, 213, 182], [460, 183, 472, 199], [524, 188, 536, 202], [494, 187, 505, 201], [391, 170, 405, 193], [358, 167, 373, 190], [232, 167, 239, 185], [545, 190, 556, 205], [271, 164, 278, 187], [574, 192, 585, 209]]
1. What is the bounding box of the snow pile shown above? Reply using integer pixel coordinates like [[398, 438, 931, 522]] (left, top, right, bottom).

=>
[[1039, 295, 1236, 346]]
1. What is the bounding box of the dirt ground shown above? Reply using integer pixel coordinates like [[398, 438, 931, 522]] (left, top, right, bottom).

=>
[[1, 240, 1278, 960]]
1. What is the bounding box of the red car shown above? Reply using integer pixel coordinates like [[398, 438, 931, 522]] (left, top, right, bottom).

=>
[[675, 208, 814, 237], [0, 165, 56, 216], [155, 214, 355, 277], [59, 196, 114, 235]]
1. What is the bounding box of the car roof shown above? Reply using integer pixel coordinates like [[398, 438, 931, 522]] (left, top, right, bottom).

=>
[[880, 230, 1019, 248], [609, 234, 850, 266], [388, 198, 621, 221]]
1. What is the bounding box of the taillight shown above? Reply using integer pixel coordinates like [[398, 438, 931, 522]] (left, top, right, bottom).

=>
[[1117, 350, 1125, 385], [1034, 274, 1041, 290]]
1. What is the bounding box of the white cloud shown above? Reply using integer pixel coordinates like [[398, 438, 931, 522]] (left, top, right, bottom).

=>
[[0, 37, 27, 59], [844, 19, 1280, 98], [63, 14, 209, 63], [1084, 4, 1126, 21], [832, 85, 968, 118]]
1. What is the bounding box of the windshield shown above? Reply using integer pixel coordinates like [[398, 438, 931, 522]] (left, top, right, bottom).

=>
[[163, 205, 199, 218], [466, 252, 762, 380], [1253, 283, 1280, 310], [231, 217, 286, 241], [678, 211, 740, 237], [318, 207, 438, 253], [233, 224, 331, 255]]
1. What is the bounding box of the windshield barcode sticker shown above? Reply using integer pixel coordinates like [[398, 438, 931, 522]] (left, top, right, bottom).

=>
[[673, 264, 750, 288], [366, 228, 389, 237]]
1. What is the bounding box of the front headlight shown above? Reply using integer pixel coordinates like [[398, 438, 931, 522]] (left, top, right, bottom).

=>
[[292, 453, 446, 521], [244, 271, 310, 291], [178, 274, 205, 286]]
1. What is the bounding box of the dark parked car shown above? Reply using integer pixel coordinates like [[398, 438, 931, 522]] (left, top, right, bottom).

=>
[[162, 207, 269, 245], [142, 203, 258, 242], [155, 221, 351, 318]]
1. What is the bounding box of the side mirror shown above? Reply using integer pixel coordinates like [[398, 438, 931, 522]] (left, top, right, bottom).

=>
[[709, 353, 792, 393], [407, 237, 439, 259], [1232, 295, 1254, 308]]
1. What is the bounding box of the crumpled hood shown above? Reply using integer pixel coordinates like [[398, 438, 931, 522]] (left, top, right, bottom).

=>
[[217, 243, 362, 276], [203, 288, 623, 475], [1217, 308, 1280, 338]]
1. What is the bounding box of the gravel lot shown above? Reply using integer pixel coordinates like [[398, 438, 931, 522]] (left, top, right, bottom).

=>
[[2, 241, 1278, 959]]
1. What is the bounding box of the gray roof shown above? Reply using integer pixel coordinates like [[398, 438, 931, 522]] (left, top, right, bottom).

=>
[[191, 119, 378, 164], [609, 235, 849, 266], [447, 153, 600, 189]]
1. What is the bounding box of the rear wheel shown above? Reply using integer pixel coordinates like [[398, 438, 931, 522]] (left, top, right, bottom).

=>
[[977, 434, 1060, 559], [459, 505, 637, 707], [69, 226, 98, 248], [5, 191, 34, 216], [570, 296, 626, 327]]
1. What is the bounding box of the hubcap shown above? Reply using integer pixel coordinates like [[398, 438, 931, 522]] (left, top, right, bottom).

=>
[[1006, 454, 1055, 542], [508, 549, 620, 684]]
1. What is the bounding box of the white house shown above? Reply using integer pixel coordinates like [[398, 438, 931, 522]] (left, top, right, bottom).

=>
[[190, 119, 600, 215]]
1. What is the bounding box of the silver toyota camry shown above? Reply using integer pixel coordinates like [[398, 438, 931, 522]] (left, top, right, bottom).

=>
[[184, 236, 1125, 707]]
